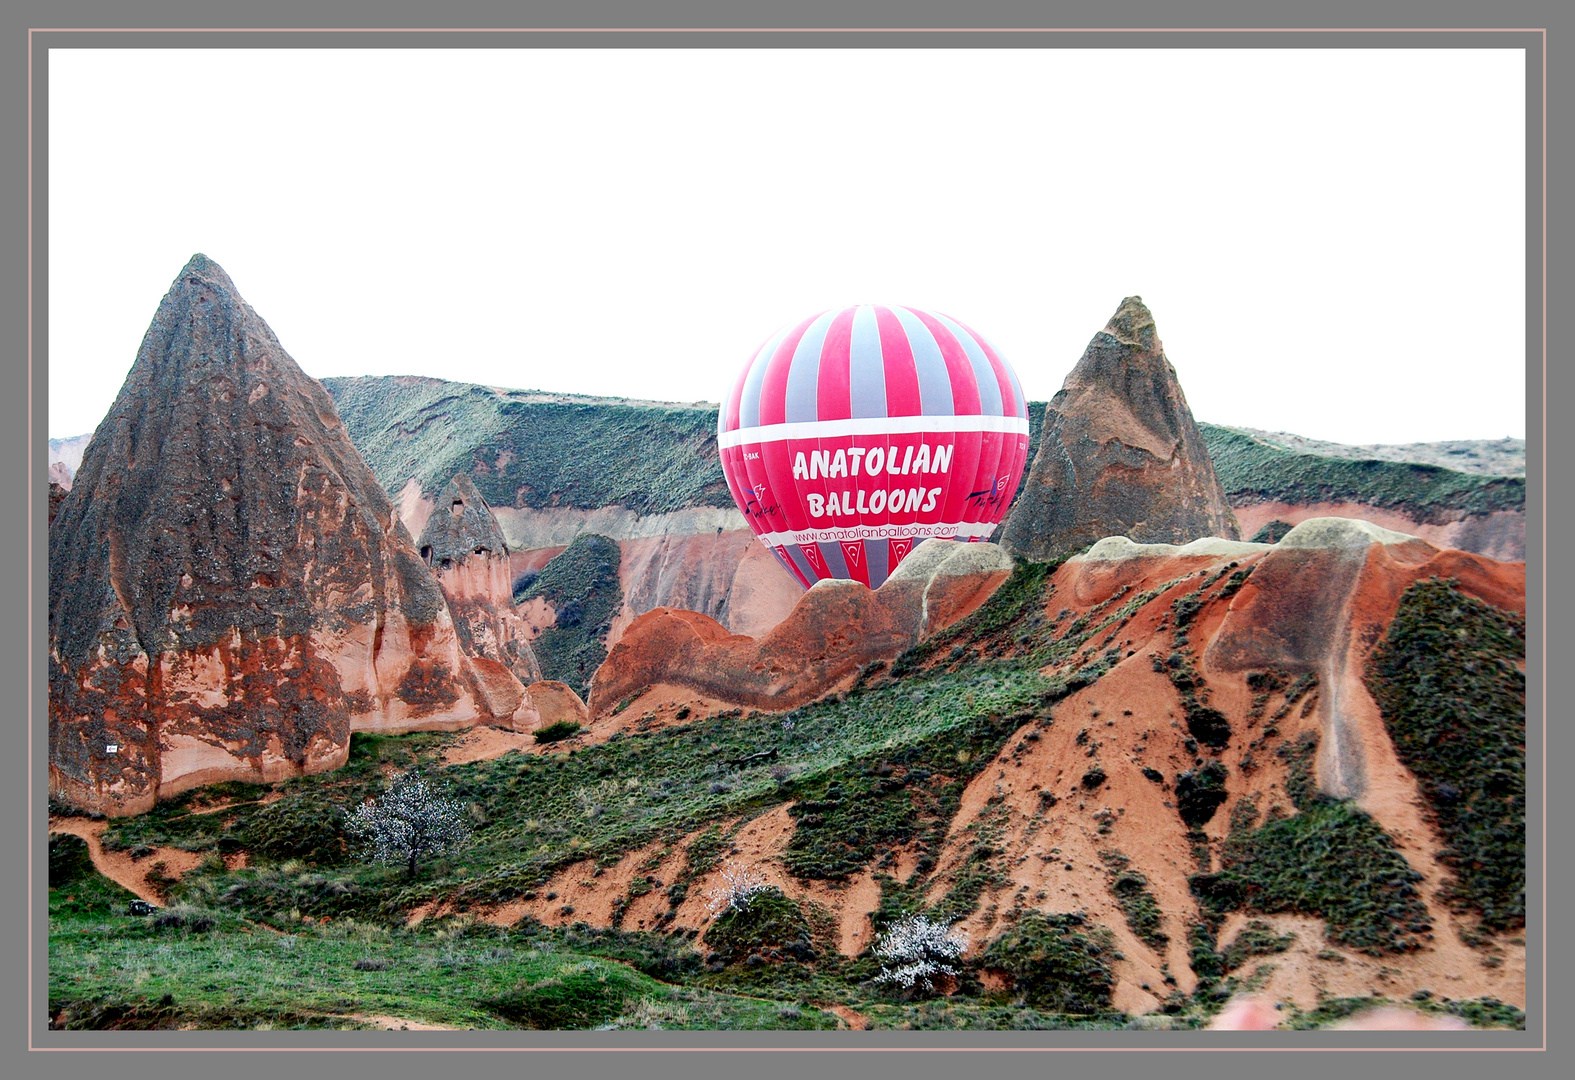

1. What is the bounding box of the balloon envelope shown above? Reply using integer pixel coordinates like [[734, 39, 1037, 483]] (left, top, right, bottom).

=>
[[718, 304, 1031, 589]]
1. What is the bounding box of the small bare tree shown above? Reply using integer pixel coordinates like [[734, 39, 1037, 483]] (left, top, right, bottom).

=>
[[349, 770, 471, 879], [705, 862, 773, 918]]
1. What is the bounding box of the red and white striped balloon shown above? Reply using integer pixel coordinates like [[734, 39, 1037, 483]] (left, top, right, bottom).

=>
[[718, 304, 1031, 590]]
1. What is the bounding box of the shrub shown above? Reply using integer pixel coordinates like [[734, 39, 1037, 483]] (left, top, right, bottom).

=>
[[705, 862, 772, 919], [1175, 762, 1229, 827], [980, 911, 1115, 1014], [534, 720, 583, 744], [703, 886, 814, 966]]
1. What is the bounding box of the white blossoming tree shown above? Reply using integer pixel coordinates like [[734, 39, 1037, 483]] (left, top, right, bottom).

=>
[[705, 862, 773, 918], [873, 913, 968, 996], [349, 770, 472, 879]]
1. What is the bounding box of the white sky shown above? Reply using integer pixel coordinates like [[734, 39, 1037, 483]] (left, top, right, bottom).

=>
[[49, 48, 1526, 445]]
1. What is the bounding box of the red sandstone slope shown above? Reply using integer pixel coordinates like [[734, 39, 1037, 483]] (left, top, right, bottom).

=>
[[922, 522, 1523, 1013], [514, 519, 1523, 1015]]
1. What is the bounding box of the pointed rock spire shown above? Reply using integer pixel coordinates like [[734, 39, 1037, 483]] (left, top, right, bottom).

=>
[[999, 297, 1240, 561], [48, 256, 494, 815]]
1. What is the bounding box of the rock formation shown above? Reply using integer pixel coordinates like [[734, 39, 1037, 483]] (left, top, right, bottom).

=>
[[523, 679, 589, 730], [323, 375, 805, 644], [587, 539, 1014, 717], [999, 297, 1240, 561], [48, 255, 505, 816], [416, 474, 542, 692], [49, 481, 67, 526]]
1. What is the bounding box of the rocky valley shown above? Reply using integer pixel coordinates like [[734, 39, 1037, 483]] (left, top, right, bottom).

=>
[[47, 258, 1526, 1033]]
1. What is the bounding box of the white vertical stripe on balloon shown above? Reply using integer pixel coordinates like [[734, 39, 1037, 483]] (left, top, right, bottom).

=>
[[737, 323, 793, 430], [783, 309, 838, 424], [932, 311, 1003, 417], [892, 305, 956, 418], [847, 305, 889, 420]]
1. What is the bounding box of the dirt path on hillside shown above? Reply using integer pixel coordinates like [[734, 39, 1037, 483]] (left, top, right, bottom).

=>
[[344, 1013, 464, 1031], [825, 1004, 869, 1030], [49, 816, 207, 904]]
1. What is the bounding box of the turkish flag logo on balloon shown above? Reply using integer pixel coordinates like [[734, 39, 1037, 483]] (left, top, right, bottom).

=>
[[718, 304, 1032, 590]]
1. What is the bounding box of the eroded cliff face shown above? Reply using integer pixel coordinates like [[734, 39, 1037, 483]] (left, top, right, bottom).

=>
[[416, 474, 542, 691], [1000, 297, 1239, 562], [587, 540, 1015, 717], [48, 256, 501, 816], [397, 488, 805, 646]]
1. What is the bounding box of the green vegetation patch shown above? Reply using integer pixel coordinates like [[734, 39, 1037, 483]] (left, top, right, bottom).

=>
[[514, 532, 623, 694], [49, 909, 833, 1030], [1101, 852, 1168, 951], [1285, 995, 1522, 1031], [980, 911, 1117, 1014], [1193, 798, 1431, 956], [49, 834, 140, 922], [1365, 578, 1525, 930], [1200, 423, 1524, 521], [1220, 920, 1295, 971], [534, 720, 584, 744], [323, 376, 734, 514], [860, 1000, 1127, 1030], [784, 709, 1031, 881], [704, 888, 816, 966], [1249, 520, 1295, 544]]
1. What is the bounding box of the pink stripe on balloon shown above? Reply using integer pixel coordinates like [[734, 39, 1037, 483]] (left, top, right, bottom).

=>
[[815, 308, 857, 422], [873, 305, 922, 418], [902, 307, 982, 415]]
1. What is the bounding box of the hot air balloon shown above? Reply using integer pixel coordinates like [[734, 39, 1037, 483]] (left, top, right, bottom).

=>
[[718, 304, 1031, 589]]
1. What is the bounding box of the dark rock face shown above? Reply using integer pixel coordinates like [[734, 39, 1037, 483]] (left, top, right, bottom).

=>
[[417, 474, 542, 693], [48, 255, 494, 816], [999, 297, 1239, 561], [49, 481, 67, 525]]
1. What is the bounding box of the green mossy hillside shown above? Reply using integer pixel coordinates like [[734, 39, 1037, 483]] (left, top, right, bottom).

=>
[[514, 532, 623, 694], [1365, 578, 1525, 931], [1198, 422, 1523, 522], [322, 376, 732, 514]]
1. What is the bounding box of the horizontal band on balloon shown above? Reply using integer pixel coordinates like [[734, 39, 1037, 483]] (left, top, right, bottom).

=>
[[717, 413, 1030, 450], [755, 522, 1000, 547]]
